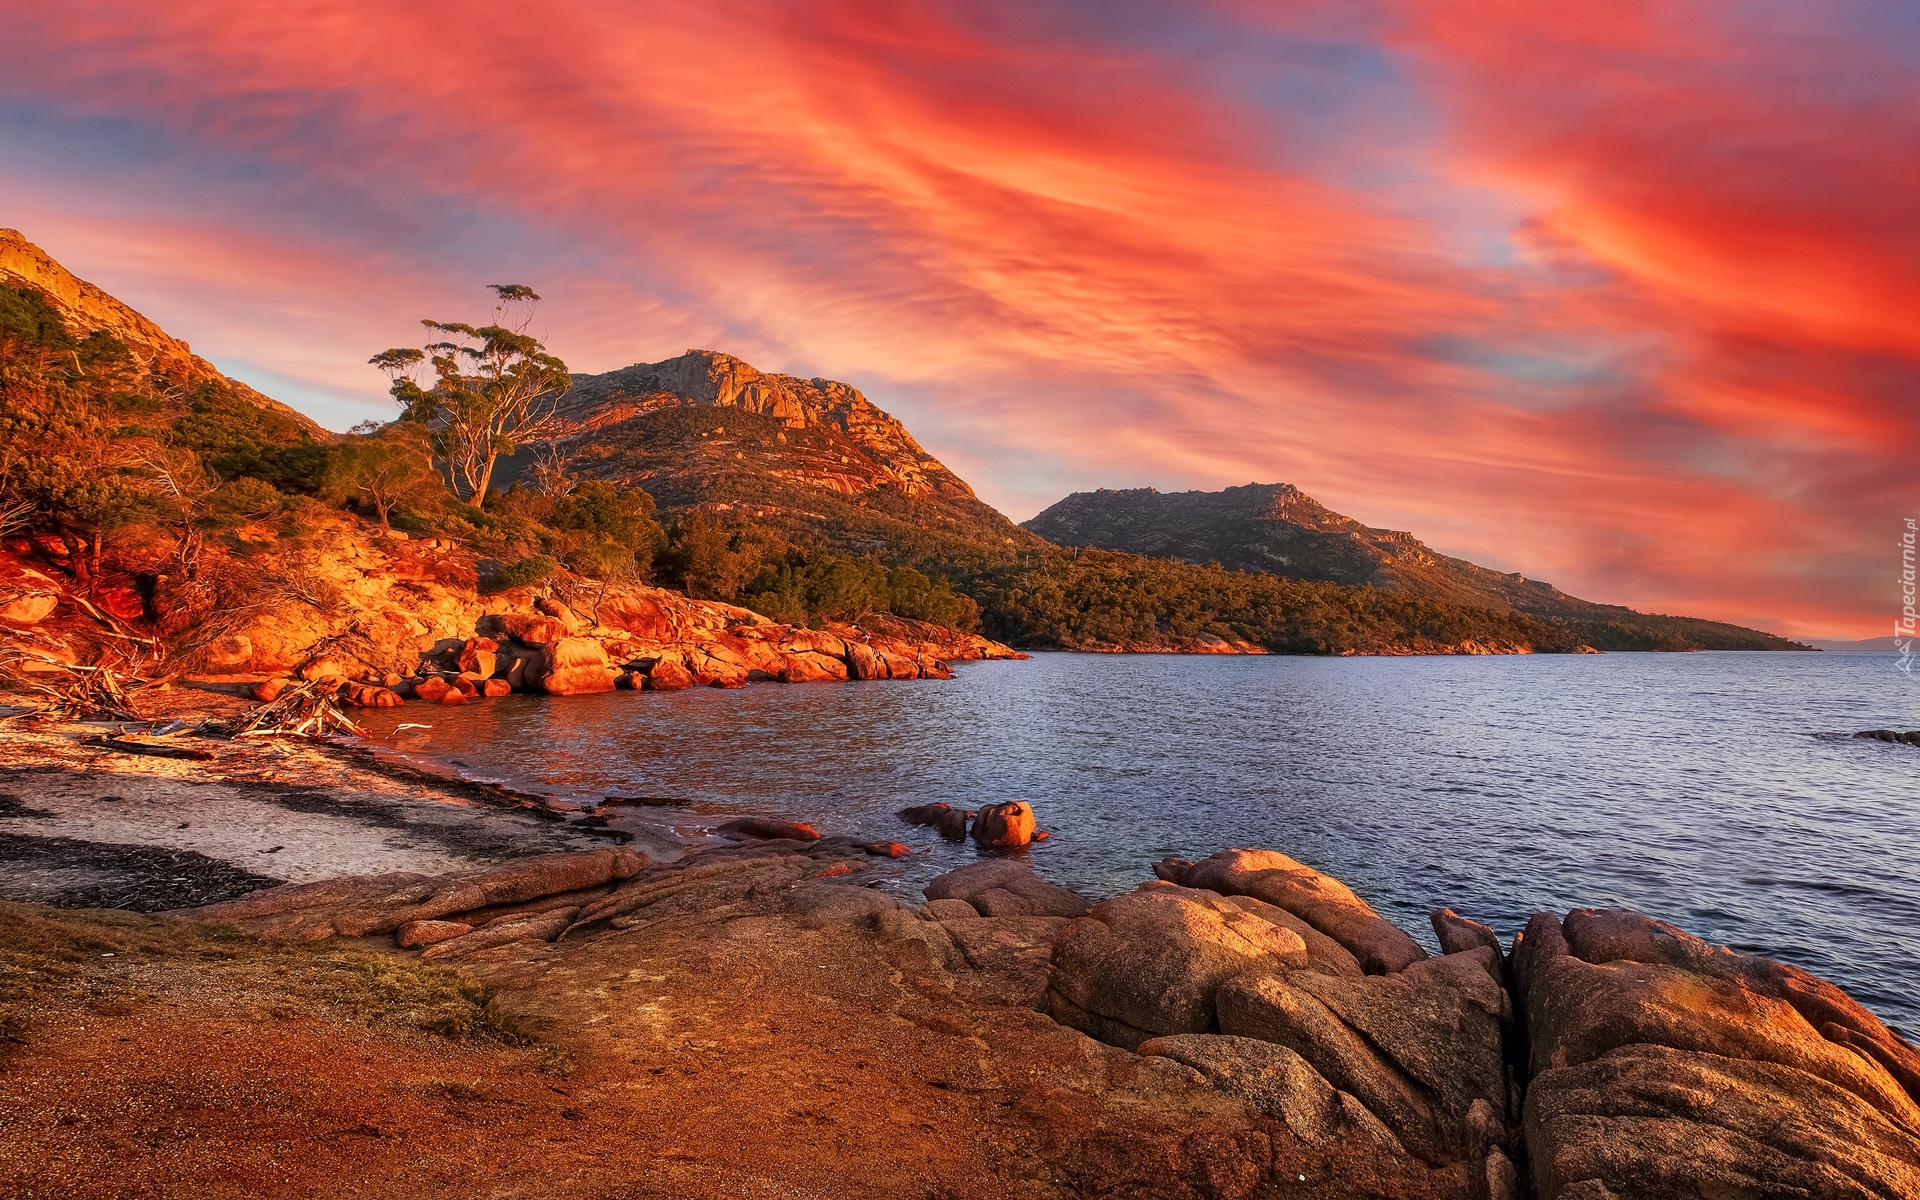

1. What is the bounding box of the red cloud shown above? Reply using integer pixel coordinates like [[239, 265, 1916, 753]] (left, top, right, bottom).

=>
[[0, 0, 1910, 635]]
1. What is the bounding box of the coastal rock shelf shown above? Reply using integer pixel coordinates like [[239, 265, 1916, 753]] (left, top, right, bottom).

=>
[[1, 519, 1023, 716], [166, 836, 1920, 1198]]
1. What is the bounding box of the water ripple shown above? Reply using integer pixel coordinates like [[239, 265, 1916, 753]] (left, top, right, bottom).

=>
[[358, 650, 1920, 1034]]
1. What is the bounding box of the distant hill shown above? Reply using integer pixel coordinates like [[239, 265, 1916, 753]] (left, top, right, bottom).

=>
[[517, 350, 1045, 569], [0, 228, 327, 438], [1806, 636, 1904, 652], [1022, 483, 1805, 651], [1025, 483, 1631, 616]]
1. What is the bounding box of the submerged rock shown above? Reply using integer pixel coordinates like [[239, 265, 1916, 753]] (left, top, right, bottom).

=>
[[1856, 729, 1920, 745], [935, 808, 973, 841], [715, 818, 821, 842]]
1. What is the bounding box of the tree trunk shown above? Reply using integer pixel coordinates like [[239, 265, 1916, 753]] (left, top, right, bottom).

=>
[[473, 453, 497, 506]]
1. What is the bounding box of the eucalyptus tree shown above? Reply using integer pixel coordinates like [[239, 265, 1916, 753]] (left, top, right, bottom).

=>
[[371, 284, 570, 503]]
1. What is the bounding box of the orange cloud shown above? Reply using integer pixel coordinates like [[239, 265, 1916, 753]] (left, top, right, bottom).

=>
[[0, 0, 1910, 635]]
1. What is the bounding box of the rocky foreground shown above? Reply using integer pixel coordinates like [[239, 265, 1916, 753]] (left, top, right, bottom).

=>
[[7, 820, 1903, 1198]]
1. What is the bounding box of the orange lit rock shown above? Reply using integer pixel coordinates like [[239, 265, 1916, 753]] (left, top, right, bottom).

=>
[[395, 919, 472, 948], [645, 660, 694, 691], [924, 860, 1089, 919], [1155, 848, 1427, 976], [456, 636, 499, 675], [845, 641, 883, 680], [536, 637, 616, 696], [0, 592, 59, 626], [1047, 882, 1308, 1050], [776, 652, 849, 683], [971, 801, 1036, 850], [1514, 908, 1920, 1197]]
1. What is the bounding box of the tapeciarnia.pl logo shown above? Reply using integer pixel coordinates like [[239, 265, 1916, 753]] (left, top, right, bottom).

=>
[[1899, 517, 1916, 677]]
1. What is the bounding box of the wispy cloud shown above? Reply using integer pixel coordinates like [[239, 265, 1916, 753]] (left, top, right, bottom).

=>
[[0, 0, 1910, 635]]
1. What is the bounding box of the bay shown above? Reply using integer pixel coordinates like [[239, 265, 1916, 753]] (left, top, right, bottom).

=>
[[357, 650, 1920, 1033]]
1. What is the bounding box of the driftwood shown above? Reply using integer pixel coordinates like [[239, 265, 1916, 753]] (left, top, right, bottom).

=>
[[223, 677, 364, 739], [0, 649, 153, 720], [83, 734, 216, 760]]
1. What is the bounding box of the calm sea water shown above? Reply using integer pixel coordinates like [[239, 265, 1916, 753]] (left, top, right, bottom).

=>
[[356, 651, 1920, 1033]]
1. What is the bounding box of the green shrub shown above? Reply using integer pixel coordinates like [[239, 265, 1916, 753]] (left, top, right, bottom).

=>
[[206, 476, 285, 524], [482, 553, 557, 593]]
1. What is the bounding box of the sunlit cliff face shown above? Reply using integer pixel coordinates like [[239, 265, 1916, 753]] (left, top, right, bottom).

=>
[[1, 0, 1912, 636]]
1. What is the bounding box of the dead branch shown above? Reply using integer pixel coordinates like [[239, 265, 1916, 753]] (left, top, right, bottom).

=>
[[223, 677, 364, 739], [0, 649, 151, 721]]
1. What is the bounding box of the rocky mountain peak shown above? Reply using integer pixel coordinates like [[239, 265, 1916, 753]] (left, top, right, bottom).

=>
[[553, 350, 971, 502]]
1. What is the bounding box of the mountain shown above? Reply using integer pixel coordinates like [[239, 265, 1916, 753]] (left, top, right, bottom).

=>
[[0, 229, 326, 438], [1020, 483, 1806, 651], [520, 350, 1044, 567], [1029, 483, 1641, 618], [1806, 636, 1904, 652]]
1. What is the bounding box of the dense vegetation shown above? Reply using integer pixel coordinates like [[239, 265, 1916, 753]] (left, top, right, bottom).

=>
[[963, 547, 1802, 653]]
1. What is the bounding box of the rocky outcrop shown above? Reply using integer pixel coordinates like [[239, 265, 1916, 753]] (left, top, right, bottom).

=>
[[1514, 907, 1920, 1199], [1137, 1034, 1405, 1151], [923, 861, 1090, 919], [155, 820, 1920, 1196], [552, 350, 975, 502], [174, 847, 648, 943], [1214, 949, 1510, 1167], [1155, 848, 1427, 975], [0, 229, 326, 437], [1047, 883, 1309, 1050], [1045, 849, 1919, 1194], [4, 496, 1020, 708]]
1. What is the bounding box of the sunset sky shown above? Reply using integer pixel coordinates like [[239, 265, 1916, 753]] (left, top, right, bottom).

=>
[[2, 1, 1914, 638]]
